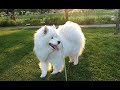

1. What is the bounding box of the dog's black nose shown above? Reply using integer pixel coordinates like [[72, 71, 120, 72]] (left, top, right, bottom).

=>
[[58, 41, 61, 44]]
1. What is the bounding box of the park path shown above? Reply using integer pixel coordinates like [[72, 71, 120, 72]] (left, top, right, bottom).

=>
[[0, 24, 116, 29]]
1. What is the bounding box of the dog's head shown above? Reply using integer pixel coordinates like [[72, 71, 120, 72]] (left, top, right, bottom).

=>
[[40, 25, 61, 51]]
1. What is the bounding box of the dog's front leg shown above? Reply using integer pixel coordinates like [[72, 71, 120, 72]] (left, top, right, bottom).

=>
[[40, 62, 47, 78], [51, 64, 59, 74], [51, 58, 64, 75]]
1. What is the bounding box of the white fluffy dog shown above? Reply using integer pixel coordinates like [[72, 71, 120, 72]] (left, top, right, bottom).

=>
[[33, 21, 85, 78]]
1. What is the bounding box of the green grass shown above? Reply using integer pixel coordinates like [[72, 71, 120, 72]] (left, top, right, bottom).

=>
[[0, 27, 120, 81]]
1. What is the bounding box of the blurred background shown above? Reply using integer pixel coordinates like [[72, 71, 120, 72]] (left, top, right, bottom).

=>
[[0, 9, 118, 27]]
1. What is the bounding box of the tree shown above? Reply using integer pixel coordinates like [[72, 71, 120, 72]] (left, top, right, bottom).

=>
[[114, 9, 120, 35], [64, 9, 69, 21], [8, 9, 16, 21], [40, 9, 52, 14]]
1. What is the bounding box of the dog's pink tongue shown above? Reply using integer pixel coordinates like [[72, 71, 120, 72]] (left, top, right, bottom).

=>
[[49, 43, 59, 51], [53, 45, 59, 50]]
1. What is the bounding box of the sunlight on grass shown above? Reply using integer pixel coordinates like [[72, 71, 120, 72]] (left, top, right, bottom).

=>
[[5, 44, 25, 53], [0, 29, 21, 36]]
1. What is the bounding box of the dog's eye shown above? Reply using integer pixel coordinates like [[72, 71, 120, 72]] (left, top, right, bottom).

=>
[[51, 37, 53, 39]]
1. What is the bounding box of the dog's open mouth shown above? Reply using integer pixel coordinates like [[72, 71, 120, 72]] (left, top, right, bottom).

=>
[[49, 43, 59, 50]]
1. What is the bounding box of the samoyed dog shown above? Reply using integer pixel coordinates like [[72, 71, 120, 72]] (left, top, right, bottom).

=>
[[33, 21, 85, 78]]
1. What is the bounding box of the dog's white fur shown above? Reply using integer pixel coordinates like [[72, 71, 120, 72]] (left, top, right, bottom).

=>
[[33, 21, 85, 78]]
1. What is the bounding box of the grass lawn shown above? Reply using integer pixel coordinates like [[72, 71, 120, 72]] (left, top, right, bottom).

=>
[[0, 27, 120, 81]]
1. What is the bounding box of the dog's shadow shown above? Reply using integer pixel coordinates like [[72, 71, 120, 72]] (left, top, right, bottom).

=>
[[38, 59, 79, 81], [39, 70, 65, 81]]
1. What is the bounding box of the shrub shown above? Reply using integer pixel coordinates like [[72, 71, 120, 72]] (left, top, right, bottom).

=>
[[0, 19, 17, 27], [69, 17, 95, 25], [21, 18, 45, 25], [95, 16, 116, 24]]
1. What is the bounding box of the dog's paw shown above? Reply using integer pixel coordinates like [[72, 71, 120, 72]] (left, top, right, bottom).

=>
[[69, 61, 74, 64], [73, 62, 78, 65], [59, 66, 64, 73], [59, 69, 63, 73], [51, 71, 59, 75], [40, 74, 46, 78]]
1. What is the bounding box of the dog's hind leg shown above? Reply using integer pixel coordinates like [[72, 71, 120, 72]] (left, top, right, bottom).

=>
[[73, 47, 85, 65], [72, 47, 81, 65], [73, 54, 79, 65], [69, 56, 74, 64], [40, 62, 47, 78]]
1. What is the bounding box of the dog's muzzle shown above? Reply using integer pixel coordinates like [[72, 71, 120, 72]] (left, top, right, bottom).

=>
[[49, 43, 59, 50]]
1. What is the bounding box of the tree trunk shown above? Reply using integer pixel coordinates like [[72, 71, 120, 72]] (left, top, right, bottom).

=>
[[10, 9, 16, 21], [64, 9, 68, 21], [114, 9, 120, 35]]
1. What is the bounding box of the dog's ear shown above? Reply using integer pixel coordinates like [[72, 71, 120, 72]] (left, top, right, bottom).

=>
[[52, 25, 56, 29], [43, 25, 48, 34]]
